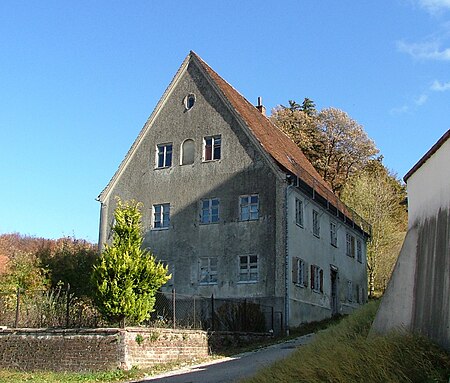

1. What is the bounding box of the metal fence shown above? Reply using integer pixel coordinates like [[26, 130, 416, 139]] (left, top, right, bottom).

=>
[[0, 287, 282, 334]]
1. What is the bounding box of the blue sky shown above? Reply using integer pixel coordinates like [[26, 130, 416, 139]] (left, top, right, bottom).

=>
[[1, 1, 449, 242]]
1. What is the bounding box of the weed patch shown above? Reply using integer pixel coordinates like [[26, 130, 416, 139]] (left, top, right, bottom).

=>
[[241, 301, 450, 383]]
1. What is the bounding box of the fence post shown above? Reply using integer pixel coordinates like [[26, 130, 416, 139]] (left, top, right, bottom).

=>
[[14, 287, 20, 328], [172, 288, 176, 329], [193, 296, 196, 329], [211, 294, 215, 331], [271, 306, 274, 333], [65, 283, 70, 328]]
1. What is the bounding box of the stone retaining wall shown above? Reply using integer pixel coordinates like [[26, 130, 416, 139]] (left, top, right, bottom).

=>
[[0, 327, 208, 372]]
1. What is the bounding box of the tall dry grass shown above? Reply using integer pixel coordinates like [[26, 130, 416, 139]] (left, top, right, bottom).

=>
[[242, 301, 450, 383]]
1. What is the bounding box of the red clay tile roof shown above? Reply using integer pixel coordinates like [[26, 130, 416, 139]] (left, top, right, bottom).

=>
[[191, 52, 343, 207], [404, 129, 450, 182]]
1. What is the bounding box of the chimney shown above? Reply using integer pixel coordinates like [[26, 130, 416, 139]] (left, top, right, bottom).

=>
[[256, 96, 266, 116]]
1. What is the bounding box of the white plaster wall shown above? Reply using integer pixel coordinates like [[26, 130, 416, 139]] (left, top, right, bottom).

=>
[[287, 188, 367, 326], [407, 138, 450, 226]]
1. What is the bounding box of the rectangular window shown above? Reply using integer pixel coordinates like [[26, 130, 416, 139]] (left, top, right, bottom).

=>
[[201, 198, 220, 224], [295, 198, 304, 227], [153, 203, 170, 229], [156, 143, 173, 168], [347, 280, 353, 302], [240, 194, 259, 221], [356, 239, 362, 263], [199, 257, 218, 285], [346, 233, 355, 257], [292, 257, 308, 287], [312, 210, 320, 237], [330, 221, 337, 247], [310, 265, 323, 292], [239, 255, 258, 282], [204, 135, 221, 161]]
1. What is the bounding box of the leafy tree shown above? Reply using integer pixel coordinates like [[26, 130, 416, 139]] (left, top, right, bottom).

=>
[[91, 198, 170, 326], [270, 105, 325, 172], [0, 250, 47, 292], [341, 159, 407, 296], [317, 108, 379, 194], [38, 237, 97, 299], [271, 103, 378, 194]]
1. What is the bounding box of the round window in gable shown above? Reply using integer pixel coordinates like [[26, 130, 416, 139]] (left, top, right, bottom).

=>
[[184, 94, 196, 110]]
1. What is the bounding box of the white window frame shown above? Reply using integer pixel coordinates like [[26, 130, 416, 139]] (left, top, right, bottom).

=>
[[295, 198, 304, 227], [200, 198, 220, 224], [203, 135, 221, 161], [199, 257, 218, 285], [356, 239, 362, 263], [292, 257, 308, 287], [330, 221, 337, 247], [310, 264, 323, 292], [238, 255, 258, 283], [346, 233, 355, 258], [239, 194, 259, 221], [153, 203, 170, 229], [156, 143, 173, 168], [312, 209, 320, 237]]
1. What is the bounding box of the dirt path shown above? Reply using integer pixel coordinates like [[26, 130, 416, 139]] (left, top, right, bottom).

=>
[[136, 333, 315, 383]]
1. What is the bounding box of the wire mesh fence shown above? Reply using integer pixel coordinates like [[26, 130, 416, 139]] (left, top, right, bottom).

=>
[[0, 287, 282, 334]]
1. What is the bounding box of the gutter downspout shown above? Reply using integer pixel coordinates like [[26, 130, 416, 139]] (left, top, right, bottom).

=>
[[97, 199, 107, 252], [285, 179, 295, 336]]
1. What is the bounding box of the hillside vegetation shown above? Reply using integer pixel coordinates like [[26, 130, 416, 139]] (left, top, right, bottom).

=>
[[242, 301, 450, 383]]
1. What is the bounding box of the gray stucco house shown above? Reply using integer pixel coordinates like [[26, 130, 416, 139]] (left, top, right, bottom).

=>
[[98, 51, 369, 330]]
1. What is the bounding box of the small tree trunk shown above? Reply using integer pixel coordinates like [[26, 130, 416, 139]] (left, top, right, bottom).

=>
[[120, 317, 125, 329]]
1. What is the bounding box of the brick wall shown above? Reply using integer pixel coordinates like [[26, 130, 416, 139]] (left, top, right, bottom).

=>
[[0, 327, 209, 372], [123, 328, 209, 370]]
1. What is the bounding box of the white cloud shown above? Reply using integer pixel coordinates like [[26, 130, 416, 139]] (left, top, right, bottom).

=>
[[397, 40, 450, 60], [430, 79, 450, 90], [418, 0, 450, 12], [390, 105, 409, 115], [415, 94, 429, 105]]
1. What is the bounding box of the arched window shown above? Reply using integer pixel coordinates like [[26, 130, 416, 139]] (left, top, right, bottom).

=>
[[184, 94, 196, 110], [181, 139, 195, 165]]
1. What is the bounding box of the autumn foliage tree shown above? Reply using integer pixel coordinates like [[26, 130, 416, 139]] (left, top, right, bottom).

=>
[[91, 198, 170, 326], [341, 159, 407, 296], [271, 100, 378, 194]]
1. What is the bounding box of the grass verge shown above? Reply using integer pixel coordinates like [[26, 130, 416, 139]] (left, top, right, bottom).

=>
[[241, 301, 450, 383]]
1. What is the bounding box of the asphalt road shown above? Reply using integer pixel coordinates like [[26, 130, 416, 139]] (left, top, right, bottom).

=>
[[137, 333, 315, 383]]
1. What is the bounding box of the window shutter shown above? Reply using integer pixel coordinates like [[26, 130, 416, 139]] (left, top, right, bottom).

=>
[[304, 262, 309, 287], [292, 258, 298, 284], [310, 265, 315, 289], [319, 269, 323, 293]]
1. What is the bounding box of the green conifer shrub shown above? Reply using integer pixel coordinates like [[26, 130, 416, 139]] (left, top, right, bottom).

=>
[[92, 198, 170, 326]]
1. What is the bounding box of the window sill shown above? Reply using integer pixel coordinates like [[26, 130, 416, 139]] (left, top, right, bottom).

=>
[[296, 223, 304, 228], [313, 233, 320, 238], [331, 243, 337, 248], [202, 159, 221, 163], [155, 166, 172, 170], [199, 221, 220, 225], [294, 283, 306, 288], [151, 227, 169, 231], [199, 282, 218, 286], [239, 218, 260, 222], [237, 280, 258, 284]]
